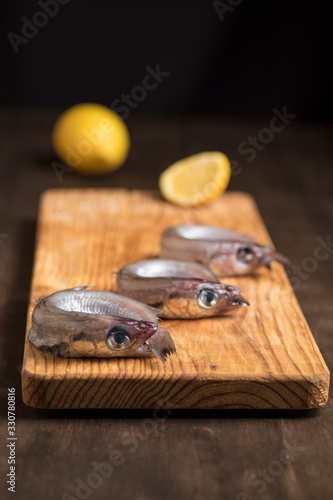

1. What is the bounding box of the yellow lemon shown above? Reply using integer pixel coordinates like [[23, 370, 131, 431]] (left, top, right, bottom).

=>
[[52, 103, 130, 175], [159, 151, 231, 207]]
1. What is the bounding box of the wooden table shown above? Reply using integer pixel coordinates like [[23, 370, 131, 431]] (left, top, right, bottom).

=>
[[0, 108, 332, 499]]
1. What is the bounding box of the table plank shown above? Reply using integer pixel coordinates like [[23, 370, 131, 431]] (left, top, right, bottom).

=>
[[0, 109, 332, 500]]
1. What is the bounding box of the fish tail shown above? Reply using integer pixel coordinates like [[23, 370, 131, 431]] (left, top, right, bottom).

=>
[[146, 327, 176, 362]]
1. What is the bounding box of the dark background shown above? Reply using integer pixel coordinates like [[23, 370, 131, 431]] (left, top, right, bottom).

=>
[[1, 0, 332, 121]]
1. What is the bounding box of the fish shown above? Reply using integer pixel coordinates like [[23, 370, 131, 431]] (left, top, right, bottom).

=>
[[28, 285, 176, 362], [160, 225, 290, 276], [117, 259, 250, 319]]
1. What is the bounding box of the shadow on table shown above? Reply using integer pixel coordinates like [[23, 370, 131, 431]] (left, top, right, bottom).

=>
[[19, 406, 326, 422], [2, 219, 36, 381]]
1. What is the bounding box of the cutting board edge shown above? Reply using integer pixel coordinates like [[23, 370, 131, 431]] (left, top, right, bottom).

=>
[[21, 363, 329, 410], [21, 189, 330, 410]]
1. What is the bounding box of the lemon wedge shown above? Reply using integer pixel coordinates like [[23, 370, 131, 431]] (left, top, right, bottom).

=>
[[159, 151, 231, 207]]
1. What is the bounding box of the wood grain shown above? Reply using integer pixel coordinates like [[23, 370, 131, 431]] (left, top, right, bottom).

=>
[[21, 189, 329, 409]]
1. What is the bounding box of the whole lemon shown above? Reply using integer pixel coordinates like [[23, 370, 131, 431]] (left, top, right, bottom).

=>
[[52, 103, 130, 175]]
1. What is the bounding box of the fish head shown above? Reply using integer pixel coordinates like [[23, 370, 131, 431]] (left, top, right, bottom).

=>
[[210, 242, 289, 275], [105, 319, 158, 353], [67, 316, 158, 357], [163, 279, 249, 318], [196, 283, 250, 315], [234, 243, 290, 273]]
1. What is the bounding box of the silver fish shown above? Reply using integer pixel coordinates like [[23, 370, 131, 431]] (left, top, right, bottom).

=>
[[161, 225, 289, 276], [29, 286, 176, 362], [117, 259, 250, 319]]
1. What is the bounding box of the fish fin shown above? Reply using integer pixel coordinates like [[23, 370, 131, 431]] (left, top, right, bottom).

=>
[[146, 327, 176, 362], [210, 228, 254, 242], [62, 284, 96, 292], [28, 327, 38, 345], [175, 225, 255, 242], [34, 286, 95, 305], [146, 304, 166, 316], [35, 297, 49, 308]]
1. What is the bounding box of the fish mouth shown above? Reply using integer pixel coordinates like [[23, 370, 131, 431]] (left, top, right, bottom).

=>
[[126, 320, 159, 350], [231, 295, 251, 307], [264, 251, 290, 270], [214, 285, 251, 311], [142, 327, 176, 362]]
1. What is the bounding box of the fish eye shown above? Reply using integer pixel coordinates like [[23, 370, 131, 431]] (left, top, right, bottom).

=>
[[106, 325, 131, 351], [198, 288, 219, 309], [237, 246, 254, 263]]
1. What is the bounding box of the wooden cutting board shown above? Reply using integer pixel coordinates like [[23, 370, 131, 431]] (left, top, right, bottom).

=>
[[21, 189, 329, 409]]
